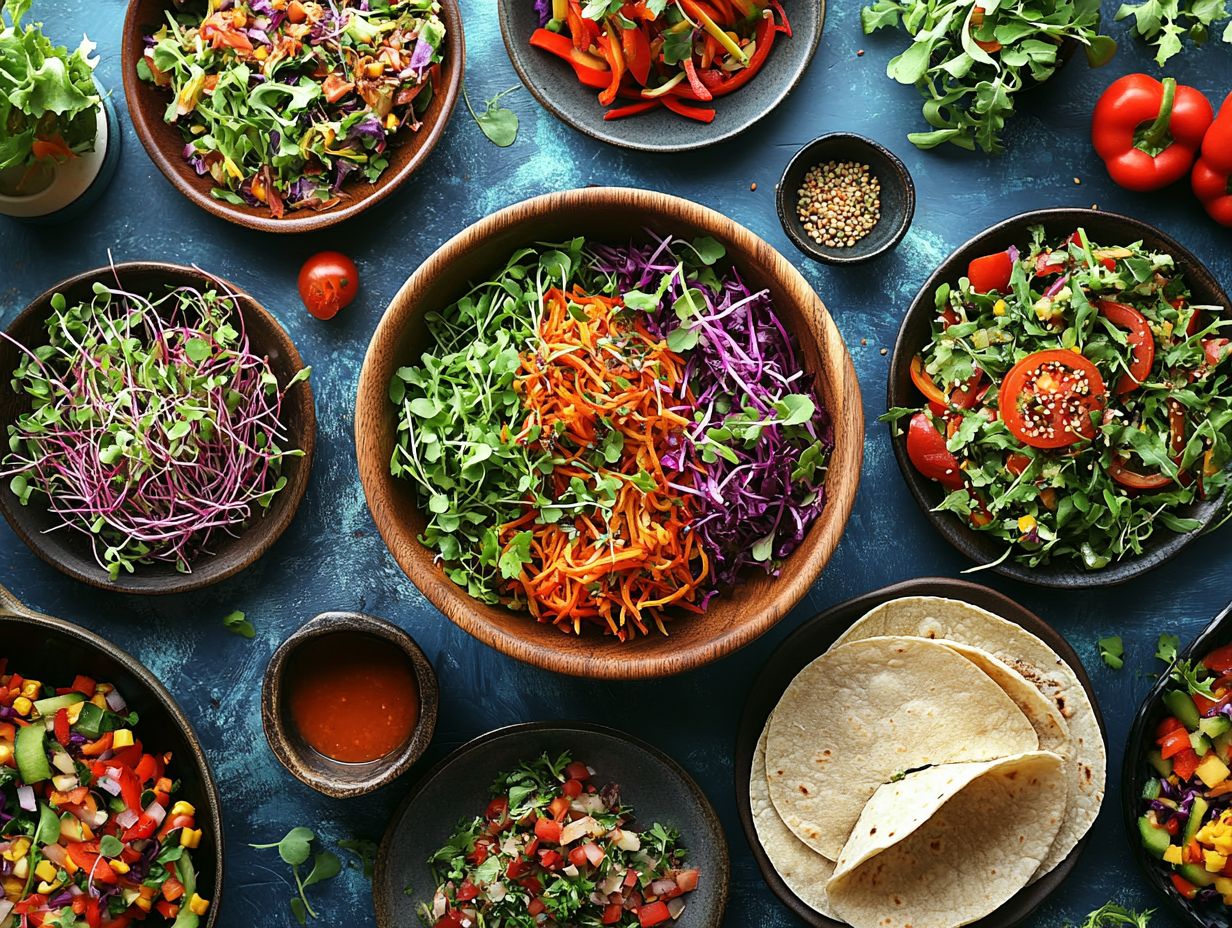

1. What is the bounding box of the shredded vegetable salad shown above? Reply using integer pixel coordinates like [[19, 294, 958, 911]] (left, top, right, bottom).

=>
[[0, 664, 209, 928], [138, 0, 446, 217], [529, 0, 791, 124], [885, 226, 1232, 571], [389, 235, 831, 639], [0, 281, 309, 580], [420, 752, 698, 928]]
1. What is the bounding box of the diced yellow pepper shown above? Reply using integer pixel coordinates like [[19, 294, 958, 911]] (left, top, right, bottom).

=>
[[66, 701, 85, 724], [180, 828, 202, 849], [171, 801, 196, 817], [110, 859, 130, 875], [1205, 849, 1228, 872], [111, 729, 134, 749], [3, 838, 31, 861], [189, 895, 210, 917], [1163, 844, 1184, 865], [90, 694, 107, 709], [34, 860, 58, 882], [20, 681, 41, 698], [1197, 753, 1231, 788]]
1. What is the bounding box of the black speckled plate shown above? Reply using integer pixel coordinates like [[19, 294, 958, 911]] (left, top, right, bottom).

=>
[[735, 577, 1104, 928], [887, 208, 1232, 588], [497, 2, 824, 152], [375, 721, 729, 927]]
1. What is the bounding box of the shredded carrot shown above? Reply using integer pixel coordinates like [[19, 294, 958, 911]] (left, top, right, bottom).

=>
[[499, 286, 708, 640]]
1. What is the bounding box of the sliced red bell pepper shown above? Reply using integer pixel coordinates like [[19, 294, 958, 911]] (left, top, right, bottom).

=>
[[681, 58, 713, 101], [1092, 75, 1213, 192], [700, 11, 775, 98], [660, 95, 715, 123], [1193, 91, 1232, 227], [1171, 872, 1199, 900], [967, 250, 1014, 293], [620, 25, 651, 86], [53, 707, 70, 746], [1205, 644, 1232, 673], [604, 100, 660, 120], [565, 0, 600, 51], [597, 23, 626, 107], [530, 29, 611, 90]]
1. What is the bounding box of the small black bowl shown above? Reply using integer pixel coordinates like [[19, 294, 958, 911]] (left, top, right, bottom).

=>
[[776, 133, 915, 266], [1123, 601, 1232, 927], [887, 207, 1232, 588]]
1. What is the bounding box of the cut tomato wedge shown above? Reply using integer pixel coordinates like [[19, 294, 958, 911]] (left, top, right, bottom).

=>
[[967, 250, 1014, 294], [1097, 300, 1155, 393], [906, 412, 963, 491], [999, 350, 1107, 449]]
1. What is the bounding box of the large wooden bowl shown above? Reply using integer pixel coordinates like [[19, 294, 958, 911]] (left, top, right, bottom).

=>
[[0, 262, 316, 593], [355, 187, 863, 679], [120, 0, 464, 234]]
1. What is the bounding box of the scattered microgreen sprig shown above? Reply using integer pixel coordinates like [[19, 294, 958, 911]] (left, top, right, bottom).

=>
[[222, 610, 255, 638], [1098, 635, 1125, 670], [463, 85, 520, 147], [250, 827, 341, 925]]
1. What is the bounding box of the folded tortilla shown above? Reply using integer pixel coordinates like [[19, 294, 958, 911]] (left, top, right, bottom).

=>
[[826, 752, 1067, 928], [765, 636, 1039, 860], [834, 596, 1105, 881]]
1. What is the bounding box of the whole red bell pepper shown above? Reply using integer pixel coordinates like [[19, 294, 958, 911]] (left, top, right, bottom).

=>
[[1092, 74, 1213, 192], [1194, 91, 1232, 227]]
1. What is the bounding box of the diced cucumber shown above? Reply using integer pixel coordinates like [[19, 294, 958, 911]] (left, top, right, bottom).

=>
[[1179, 863, 1217, 888], [31, 693, 84, 718], [1139, 814, 1172, 858], [1201, 716, 1232, 740], [1143, 777, 1162, 800], [1215, 729, 1232, 761], [73, 702, 105, 738], [1149, 750, 1174, 778], [1165, 690, 1202, 730], [15, 722, 51, 784], [1192, 731, 1213, 757], [1185, 796, 1210, 849]]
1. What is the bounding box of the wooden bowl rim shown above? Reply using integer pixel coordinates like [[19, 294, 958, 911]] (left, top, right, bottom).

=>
[[261, 610, 439, 799], [355, 186, 864, 679], [886, 206, 1232, 588], [0, 584, 225, 928], [119, 0, 465, 234], [0, 261, 317, 594]]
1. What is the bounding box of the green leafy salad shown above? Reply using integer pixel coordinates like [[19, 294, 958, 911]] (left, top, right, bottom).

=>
[[420, 752, 699, 928], [885, 226, 1232, 571]]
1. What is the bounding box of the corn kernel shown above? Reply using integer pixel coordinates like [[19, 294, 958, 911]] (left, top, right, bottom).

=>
[[34, 860, 58, 882], [180, 828, 203, 849], [385, 113, 399, 130], [12, 696, 32, 716], [171, 801, 196, 817], [111, 729, 134, 749], [992, 300, 1007, 316], [254, 45, 268, 60], [189, 895, 210, 917], [134, 895, 153, 913], [1206, 849, 1228, 872], [110, 859, 130, 875], [1017, 514, 1037, 534], [20, 681, 41, 699]]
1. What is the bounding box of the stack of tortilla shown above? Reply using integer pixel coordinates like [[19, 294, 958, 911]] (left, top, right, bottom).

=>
[[749, 596, 1106, 928]]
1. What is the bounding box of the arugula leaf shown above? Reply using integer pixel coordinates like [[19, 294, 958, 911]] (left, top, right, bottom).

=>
[[1097, 635, 1124, 670], [463, 85, 520, 148], [1156, 633, 1180, 665]]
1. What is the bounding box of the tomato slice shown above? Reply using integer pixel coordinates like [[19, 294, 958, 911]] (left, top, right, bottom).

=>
[[1108, 457, 1174, 491], [967, 250, 1014, 294], [1205, 644, 1232, 673], [999, 350, 1106, 449], [905, 412, 963, 491], [1097, 300, 1155, 393]]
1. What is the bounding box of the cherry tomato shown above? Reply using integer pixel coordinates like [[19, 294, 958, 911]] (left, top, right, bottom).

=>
[[1096, 300, 1155, 393], [999, 350, 1107, 449], [298, 251, 359, 320], [967, 250, 1014, 294]]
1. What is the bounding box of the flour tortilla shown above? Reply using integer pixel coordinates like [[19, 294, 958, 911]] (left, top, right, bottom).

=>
[[826, 751, 1067, 928], [765, 636, 1039, 860], [750, 726, 835, 917], [833, 596, 1106, 880]]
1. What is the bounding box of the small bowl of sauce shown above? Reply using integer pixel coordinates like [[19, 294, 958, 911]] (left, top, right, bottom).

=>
[[262, 611, 438, 798]]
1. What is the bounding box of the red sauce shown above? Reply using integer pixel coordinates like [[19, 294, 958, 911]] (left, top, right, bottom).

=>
[[285, 633, 418, 764]]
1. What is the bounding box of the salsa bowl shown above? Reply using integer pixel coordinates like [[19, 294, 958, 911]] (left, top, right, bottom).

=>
[[355, 186, 863, 679]]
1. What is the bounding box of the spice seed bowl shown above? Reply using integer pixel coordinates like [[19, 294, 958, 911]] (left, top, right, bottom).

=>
[[776, 133, 916, 266], [261, 611, 439, 799]]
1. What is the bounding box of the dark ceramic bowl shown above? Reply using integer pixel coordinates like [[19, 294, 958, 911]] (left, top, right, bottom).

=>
[[120, 0, 464, 233], [736, 576, 1104, 928], [0, 263, 316, 594], [0, 583, 224, 928], [497, 1, 823, 151], [887, 208, 1232, 588], [262, 611, 438, 799], [375, 721, 729, 928], [1123, 601, 1232, 927], [776, 133, 915, 266]]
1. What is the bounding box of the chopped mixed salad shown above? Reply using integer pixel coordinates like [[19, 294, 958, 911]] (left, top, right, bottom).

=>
[[885, 226, 1232, 571], [530, 0, 790, 124], [138, 0, 447, 217], [1139, 643, 1232, 908], [388, 234, 832, 639], [0, 664, 208, 928], [0, 281, 308, 580], [421, 752, 698, 928]]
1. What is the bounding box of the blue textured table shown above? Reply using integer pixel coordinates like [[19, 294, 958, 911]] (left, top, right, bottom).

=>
[[3, 2, 1231, 925]]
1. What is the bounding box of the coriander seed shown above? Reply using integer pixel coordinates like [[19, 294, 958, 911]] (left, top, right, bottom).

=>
[[795, 160, 881, 249]]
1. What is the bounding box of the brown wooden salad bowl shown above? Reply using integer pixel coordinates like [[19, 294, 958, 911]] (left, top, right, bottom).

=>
[[261, 610, 439, 799], [0, 262, 316, 594], [354, 186, 863, 680], [0, 583, 224, 928], [119, 0, 464, 234], [887, 207, 1232, 589]]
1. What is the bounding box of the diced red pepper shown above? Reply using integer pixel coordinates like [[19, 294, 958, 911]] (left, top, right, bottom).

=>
[[1173, 747, 1202, 781], [639, 901, 672, 927], [1159, 727, 1194, 759]]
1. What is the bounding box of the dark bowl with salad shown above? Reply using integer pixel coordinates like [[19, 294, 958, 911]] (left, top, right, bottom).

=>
[[0, 583, 223, 928], [1124, 603, 1232, 926], [120, 0, 464, 233], [886, 208, 1232, 588]]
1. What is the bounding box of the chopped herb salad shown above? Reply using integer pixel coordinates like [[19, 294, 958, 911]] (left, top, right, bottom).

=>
[[138, 0, 446, 217], [0, 664, 208, 928], [421, 752, 698, 928], [389, 235, 832, 639], [885, 226, 1232, 571], [1139, 642, 1232, 908]]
